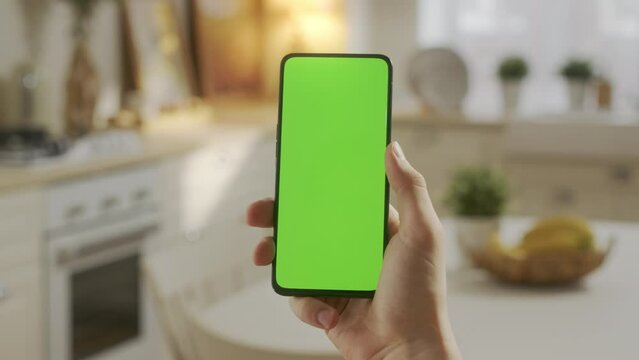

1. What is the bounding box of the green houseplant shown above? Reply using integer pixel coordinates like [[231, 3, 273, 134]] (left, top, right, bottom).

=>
[[560, 60, 593, 81], [497, 56, 529, 117], [498, 56, 529, 81], [445, 166, 508, 265], [560, 59, 593, 111], [445, 166, 508, 216]]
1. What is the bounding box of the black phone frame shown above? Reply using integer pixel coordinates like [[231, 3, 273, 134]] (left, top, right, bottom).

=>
[[272, 53, 393, 298]]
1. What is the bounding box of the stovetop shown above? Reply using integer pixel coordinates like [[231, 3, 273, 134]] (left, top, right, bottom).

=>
[[0, 129, 69, 164]]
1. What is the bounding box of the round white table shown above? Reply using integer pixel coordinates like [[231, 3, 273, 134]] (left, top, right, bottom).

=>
[[201, 281, 337, 356], [202, 219, 639, 359]]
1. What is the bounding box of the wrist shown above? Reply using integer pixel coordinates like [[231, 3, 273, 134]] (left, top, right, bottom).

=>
[[378, 337, 461, 360], [370, 315, 461, 360]]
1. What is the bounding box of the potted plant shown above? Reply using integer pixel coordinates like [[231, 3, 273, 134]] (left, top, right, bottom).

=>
[[560, 59, 593, 111], [445, 166, 508, 265], [497, 56, 528, 117]]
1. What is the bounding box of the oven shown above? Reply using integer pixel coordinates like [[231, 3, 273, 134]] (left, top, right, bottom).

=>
[[45, 167, 161, 360]]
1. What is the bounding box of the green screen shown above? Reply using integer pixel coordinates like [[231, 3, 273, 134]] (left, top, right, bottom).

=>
[[275, 54, 391, 293]]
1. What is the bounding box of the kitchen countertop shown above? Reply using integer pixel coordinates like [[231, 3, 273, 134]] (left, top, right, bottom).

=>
[[1, 104, 495, 194], [0, 105, 279, 194], [3, 104, 637, 193], [395, 111, 639, 163], [393, 112, 508, 131], [199, 218, 639, 359], [0, 120, 211, 193]]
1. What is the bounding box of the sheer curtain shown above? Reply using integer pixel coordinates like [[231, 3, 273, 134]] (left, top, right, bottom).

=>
[[417, 0, 639, 117]]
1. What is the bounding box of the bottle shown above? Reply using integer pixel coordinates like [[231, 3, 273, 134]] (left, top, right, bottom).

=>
[[596, 76, 612, 111], [7, 62, 48, 130]]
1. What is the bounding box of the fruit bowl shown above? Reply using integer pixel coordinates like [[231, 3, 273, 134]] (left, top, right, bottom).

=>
[[462, 216, 615, 285], [470, 241, 614, 285]]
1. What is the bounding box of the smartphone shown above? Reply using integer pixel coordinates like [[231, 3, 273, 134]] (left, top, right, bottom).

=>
[[273, 53, 392, 297]]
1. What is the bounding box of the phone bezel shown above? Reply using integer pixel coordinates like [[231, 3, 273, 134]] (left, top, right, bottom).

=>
[[272, 53, 393, 298]]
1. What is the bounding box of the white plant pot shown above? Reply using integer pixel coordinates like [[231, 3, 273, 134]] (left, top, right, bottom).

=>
[[455, 217, 500, 266], [501, 80, 521, 117], [567, 80, 588, 111]]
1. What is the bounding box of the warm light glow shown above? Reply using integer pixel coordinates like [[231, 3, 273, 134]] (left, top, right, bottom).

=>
[[261, 0, 346, 97], [195, 0, 345, 99]]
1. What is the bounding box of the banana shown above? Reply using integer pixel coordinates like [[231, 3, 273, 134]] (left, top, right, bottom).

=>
[[518, 216, 595, 254], [532, 216, 592, 236]]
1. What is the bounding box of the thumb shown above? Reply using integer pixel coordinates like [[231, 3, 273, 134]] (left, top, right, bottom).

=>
[[385, 141, 440, 239]]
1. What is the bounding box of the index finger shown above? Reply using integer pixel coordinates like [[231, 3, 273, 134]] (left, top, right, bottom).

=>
[[246, 198, 275, 228]]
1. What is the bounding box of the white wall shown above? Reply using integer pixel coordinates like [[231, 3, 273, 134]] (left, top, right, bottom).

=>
[[346, 0, 421, 113], [345, 0, 370, 53], [0, 0, 121, 135]]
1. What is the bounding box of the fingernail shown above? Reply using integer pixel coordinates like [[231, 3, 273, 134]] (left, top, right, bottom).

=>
[[317, 310, 334, 330], [392, 141, 405, 160]]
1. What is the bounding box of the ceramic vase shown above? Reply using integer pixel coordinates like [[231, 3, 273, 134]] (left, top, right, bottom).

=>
[[455, 217, 500, 267], [567, 80, 588, 112], [501, 79, 521, 118]]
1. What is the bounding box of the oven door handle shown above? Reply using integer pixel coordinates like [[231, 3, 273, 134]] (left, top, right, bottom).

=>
[[56, 225, 158, 266]]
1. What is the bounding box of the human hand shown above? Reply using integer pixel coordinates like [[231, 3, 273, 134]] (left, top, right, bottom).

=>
[[246, 142, 461, 360]]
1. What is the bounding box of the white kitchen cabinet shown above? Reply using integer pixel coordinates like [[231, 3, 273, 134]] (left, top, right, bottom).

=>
[[0, 189, 43, 360], [511, 186, 614, 220], [614, 192, 639, 222], [0, 190, 42, 271], [176, 126, 275, 236], [0, 265, 42, 360], [391, 120, 638, 221], [153, 158, 184, 248], [156, 126, 277, 296], [506, 161, 639, 221], [610, 165, 639, 221], [393, 122, 503, 213], [612, 166, 639, 221], [506, 162, 610, 218]]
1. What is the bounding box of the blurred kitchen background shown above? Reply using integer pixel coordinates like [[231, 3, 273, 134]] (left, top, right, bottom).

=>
[[0, 0, 638, 360]]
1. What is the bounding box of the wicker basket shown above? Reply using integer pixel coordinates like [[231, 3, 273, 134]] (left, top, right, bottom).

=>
[[468, 242, 614, 285]]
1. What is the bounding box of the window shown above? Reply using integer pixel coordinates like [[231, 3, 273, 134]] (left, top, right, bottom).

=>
[[417, 0, 639, 117]]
